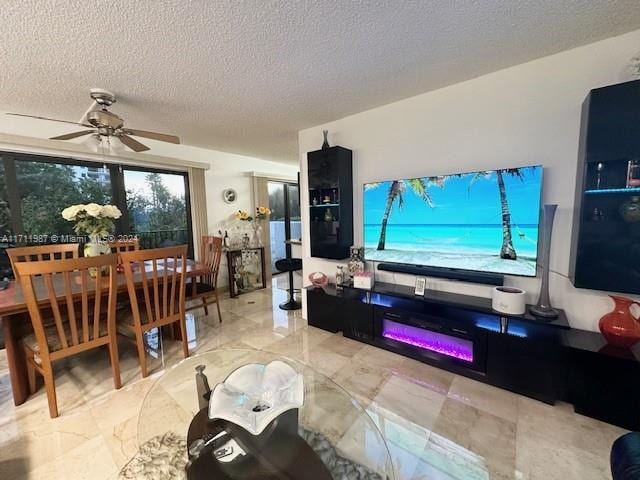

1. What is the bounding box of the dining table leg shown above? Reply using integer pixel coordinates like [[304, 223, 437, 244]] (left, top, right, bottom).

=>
[[2, 313, 30, 406]]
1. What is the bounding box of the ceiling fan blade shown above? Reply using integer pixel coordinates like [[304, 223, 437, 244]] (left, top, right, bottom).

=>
[[50, 130, 96, 141], [118, 134, 150, 152], [7, 113, 93, 128], [124, 128, 180, 144]]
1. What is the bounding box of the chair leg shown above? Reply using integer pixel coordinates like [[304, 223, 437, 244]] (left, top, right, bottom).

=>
[[108, 338, 122, 390], [215, 292, 222, 323], [179, 317, 190, 358], [135, 330, 149, 378], [26, 357, 37, 395], [42, 365, 58, 418], [202, 297, 209, 316]]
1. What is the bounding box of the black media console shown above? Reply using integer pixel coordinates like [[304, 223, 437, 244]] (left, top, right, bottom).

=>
[[306, 281, 640, 430]]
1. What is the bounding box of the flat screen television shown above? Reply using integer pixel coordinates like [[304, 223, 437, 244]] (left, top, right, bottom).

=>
[[363, 165, 543, 277]]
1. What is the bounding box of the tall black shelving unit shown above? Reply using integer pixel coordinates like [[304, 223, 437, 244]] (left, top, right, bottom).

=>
[[570, 79, 640, 294], [307, 146, 353, 259]]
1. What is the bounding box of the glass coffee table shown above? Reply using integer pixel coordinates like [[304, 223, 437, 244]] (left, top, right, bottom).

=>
[[137, 349, 394, 479]]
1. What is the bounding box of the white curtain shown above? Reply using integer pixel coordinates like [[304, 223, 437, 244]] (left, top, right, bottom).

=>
[[189, 167, 209, 260]]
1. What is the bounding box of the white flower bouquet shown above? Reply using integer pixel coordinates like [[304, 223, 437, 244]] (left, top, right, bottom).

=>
[[61, 203, 122, 239]]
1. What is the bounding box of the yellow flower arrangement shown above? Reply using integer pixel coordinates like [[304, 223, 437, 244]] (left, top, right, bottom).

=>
[[235, 207, 271, 222], [235, 210, 251, 221]]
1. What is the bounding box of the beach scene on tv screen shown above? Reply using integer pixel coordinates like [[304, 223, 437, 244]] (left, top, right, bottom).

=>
[[363, 166, 542, 276]]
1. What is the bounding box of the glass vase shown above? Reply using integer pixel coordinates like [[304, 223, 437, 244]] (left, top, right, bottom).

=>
[[83, 236, 111, 277]]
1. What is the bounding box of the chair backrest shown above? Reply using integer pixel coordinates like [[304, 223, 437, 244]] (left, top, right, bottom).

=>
[[15, 254, 118, 361], [7, 244, 80, 282], [108, 238, 140, 265], [120, 245, 187, 328], [200, 236, 223, 287]]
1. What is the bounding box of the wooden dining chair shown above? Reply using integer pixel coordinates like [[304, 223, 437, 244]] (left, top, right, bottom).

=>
[[119, 245, 189, 378], [186, 236, 223, 322], [108, 238, 140, 255], [15, 254, 121, 418], [7, 243, 79, 282]]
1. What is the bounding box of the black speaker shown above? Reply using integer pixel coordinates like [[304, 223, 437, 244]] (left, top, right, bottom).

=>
[[377, 263, 504, 286]]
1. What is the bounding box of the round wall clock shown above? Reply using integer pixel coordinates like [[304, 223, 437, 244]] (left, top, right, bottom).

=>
[[222, 188, 237, 204]]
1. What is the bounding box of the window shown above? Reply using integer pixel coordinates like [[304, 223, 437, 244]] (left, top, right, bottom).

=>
[[268, 180, 300, 273], [15, 159, 112, 237], [0, 152, 194, 276], [123, 168, 191, 250], [0, 159, 12, 276]]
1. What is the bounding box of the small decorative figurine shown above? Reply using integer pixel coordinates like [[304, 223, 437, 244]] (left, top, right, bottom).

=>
[[335, 265, 346, 290], [308, 271, 329, 288], [324, 208, 333, 222], [348, 246, 365, 279], [322, 130, 330, 149]]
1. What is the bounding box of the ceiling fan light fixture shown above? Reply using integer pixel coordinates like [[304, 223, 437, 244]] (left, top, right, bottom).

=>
[[82, 133, 103, 153], [106, 136, 126, 154]]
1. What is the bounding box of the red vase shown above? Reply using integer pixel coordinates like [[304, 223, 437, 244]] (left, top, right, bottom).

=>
[[599, 296, 640, 348]]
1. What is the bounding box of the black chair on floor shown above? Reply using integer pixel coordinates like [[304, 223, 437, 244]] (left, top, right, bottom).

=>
[[611, 432, 640, 480], [274, 258, 302, 310]]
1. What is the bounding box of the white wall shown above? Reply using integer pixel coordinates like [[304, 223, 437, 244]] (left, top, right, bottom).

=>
[[199, 151, 298, 287], [299, 29, 640, 332]]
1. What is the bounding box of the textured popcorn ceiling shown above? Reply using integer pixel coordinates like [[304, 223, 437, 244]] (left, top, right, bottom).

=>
[[2, 1, 640, 164]]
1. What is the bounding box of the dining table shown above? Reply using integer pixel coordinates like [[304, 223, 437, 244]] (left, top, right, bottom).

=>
[[0, 258, 212, 406]]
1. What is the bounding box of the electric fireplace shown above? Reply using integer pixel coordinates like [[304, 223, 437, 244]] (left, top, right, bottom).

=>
[[382, 318, 473, 362], [375, 310, 487, 372]]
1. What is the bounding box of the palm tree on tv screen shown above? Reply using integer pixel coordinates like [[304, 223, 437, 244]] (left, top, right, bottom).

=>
[[367, 177, 442, 251], [468, 168, 525, 260]]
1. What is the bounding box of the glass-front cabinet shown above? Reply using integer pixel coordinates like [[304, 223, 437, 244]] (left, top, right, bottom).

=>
[[570, 79, 640, 294], [307, 146, 353, 259]]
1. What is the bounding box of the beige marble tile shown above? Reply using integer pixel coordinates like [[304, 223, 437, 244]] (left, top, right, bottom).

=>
[[515, 429, 612, 480], [315, 333, 366, 358], [352, 344, 407, 370], [296, 345, 352, 378], [429, 398, 517, 479], [331, 360, 392, 402], [53, 434, 118, 480], [393, 357, 455, 396], [265, 326, 332, 361], [448, 375, 519, 423], [101, 415, 139, 469], [517, 396, 626, 457], [89, 377, 154, 431], [372, 373, 446, 431], [137, 384, 193, 444], [362, 401, 433, 480]]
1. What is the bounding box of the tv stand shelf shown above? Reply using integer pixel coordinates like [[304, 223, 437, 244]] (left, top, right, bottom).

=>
[[364, 281, 571, 330], [306, 282, 640, 430]]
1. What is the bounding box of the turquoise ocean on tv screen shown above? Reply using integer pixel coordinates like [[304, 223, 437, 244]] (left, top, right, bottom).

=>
[[363, 166, 542, 276]]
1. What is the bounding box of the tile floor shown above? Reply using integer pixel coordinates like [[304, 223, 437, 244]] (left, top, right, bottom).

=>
[[0, 282, 626, 479]]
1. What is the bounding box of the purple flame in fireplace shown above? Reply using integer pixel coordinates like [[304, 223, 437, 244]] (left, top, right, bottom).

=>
[[382, 319, 473, 362]]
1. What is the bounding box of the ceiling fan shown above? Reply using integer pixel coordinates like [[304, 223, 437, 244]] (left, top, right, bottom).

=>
[[7, 89, 180, 152]]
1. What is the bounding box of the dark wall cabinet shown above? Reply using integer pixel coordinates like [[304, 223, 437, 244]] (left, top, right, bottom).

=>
[[307, 146, 353, 259], [570, 79, 640, 294]]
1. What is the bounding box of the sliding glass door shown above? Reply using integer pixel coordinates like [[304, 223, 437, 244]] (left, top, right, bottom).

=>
[[268, 180, 300, 273]]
